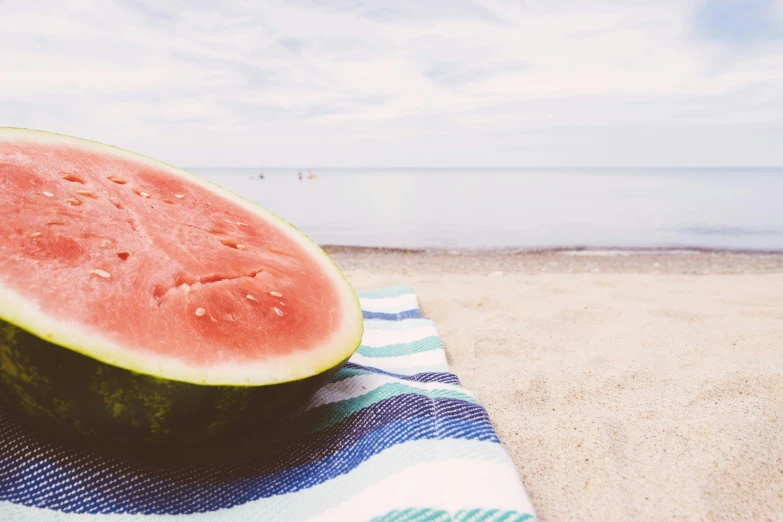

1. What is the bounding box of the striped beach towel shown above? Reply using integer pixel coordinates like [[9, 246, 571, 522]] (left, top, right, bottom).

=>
[[0, 285, 535, 521]]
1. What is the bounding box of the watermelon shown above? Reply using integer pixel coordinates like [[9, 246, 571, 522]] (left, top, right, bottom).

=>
[[0, 128, 363, 452]]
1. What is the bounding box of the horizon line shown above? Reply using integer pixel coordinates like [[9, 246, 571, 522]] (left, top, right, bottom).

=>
[[184, 165, 783, 170]]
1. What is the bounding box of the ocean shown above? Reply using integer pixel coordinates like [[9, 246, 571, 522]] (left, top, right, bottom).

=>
[[191, 168, 783, 251]]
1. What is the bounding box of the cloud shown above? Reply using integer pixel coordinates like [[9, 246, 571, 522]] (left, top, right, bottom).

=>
[[1, 0, 783, 166], [567, 20, 667, 40], [279, 36, 306, 55], [424, 59, 530, 86], [293, 0, 505, 24]]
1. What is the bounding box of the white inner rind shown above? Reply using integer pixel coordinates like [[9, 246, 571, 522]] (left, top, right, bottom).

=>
[[0, 127, 363, 386]]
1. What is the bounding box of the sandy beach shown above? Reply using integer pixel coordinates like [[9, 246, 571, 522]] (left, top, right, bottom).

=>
[[328, 248, 783, 521]]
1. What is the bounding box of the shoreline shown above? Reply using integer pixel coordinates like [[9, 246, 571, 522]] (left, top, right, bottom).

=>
[[324, 246, 783, 275], [323, 244, 783, 256]]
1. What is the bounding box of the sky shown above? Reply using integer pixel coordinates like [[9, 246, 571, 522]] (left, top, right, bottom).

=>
[[3, 0, 783, 168]]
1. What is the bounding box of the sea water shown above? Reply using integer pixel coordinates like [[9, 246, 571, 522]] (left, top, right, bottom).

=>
[[191, 168, 783, 251]]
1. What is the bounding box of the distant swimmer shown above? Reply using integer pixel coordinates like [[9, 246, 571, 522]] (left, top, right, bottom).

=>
[[307, 169, 317, 180], [298, 172, 302, 181], [259, 172, 265, 180]]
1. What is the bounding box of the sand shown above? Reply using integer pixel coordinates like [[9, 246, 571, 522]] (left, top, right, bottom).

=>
[[327, 248, 783, 522]]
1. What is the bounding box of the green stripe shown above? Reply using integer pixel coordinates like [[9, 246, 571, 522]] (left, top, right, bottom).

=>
[[370, 509, 450, 522], [422, 510, 452, 522], [460, 509, 482, 522], [302, 382, 476, 432], [334, 362, 450, 381], [491, 510, 527, 522], [457, 510, 533, 522], [333, 365, 372, 381], [474, 509, 500, 522], [371, 508, 413, 522], [358, 285, 415, 299], [371, 510, 534, 522], [356, 336, 444, 358], [334, 364, 439, 382]]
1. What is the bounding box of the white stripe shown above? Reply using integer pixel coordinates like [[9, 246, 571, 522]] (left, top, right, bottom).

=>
[[363, 318, 432, 331], [310, 459, 535, 522], [369, 364, 450, 375], [0, 440, 532, 522], [360, 326, 440, 348], [349, 349, 448, 371], [305, 374, 476, 409], [359, 294, 419, 314]]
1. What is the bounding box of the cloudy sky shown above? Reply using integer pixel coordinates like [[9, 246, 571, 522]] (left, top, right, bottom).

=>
[[3, 0, 783, 167]]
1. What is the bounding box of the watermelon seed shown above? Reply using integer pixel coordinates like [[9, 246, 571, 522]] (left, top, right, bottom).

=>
[[65, 198, 82, 206], [163, 199, 174, 204], [30, 232, 42, 237], [92, 269, 111, 279], [117, 251, 130, 261], [246, 294, 257, 301], [270, 291, 282, 297], [47, 220, 65, 226], [175, 194, 185, 199], [237, 222, 248, 227], [110, 200, 123, 210], [195, 307, 206, 317], [107, 176, 126, 184], [41, 191, 54, 197], [273, 307, 284, 316], [76, 190, 98, 199], [220, 239, 244, 249], [134, 189, 151, 198], [62, 174, 85, 184]]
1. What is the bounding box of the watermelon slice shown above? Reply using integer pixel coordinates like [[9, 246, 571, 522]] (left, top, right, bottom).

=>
[[0, 128, 363, 450]]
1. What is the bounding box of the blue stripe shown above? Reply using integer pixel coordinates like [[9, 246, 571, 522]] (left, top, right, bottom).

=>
[[0, 412, 497, 514], [334, 363, 462, 385], [0, 286, 508, 518], [297, 388, 479, 435], [362, 309, 421, 320], [2, 394, 493, 473]]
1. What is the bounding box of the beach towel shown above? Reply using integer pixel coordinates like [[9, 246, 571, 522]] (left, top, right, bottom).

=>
[[0, 285, 535, 522]]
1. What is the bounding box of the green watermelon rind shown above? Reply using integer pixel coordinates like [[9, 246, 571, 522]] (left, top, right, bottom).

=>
[[0, 127, 364, 387], [0, 316, 345, 451]]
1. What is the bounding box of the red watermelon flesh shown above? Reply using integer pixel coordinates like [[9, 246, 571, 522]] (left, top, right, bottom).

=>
[[0, 129, 363, 387]]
